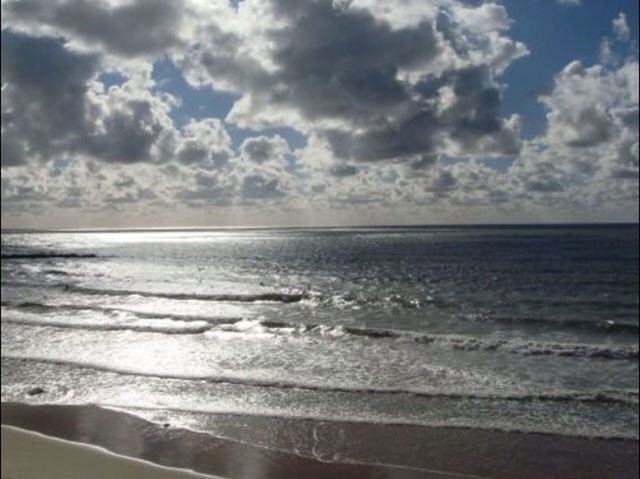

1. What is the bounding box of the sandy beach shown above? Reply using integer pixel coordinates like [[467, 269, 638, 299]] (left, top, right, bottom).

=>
[[2, 402, 638, 479], [2, 425, 223, 479]]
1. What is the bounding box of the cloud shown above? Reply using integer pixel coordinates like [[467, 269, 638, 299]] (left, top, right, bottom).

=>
[[556, 0, 581, 7], [0, 28, 234, 169], [1, 0, 637, 226], [0, 34, 177, 167], [329, 163, 359, 178], [1, 30, 100, 166], [511, 56, 638, 207], [2, 0, 184, 56], [539, 59, 638, 155], [429, 168, 457, 193], [600, 12, 635, 66], [84, 75, 178, 164], [240, 135, 288, 164], [612, 13, 630, 42], [3, 0, 528, 168], [179, 0, 527, 163], [241, 174, 285, 200], [176, 119, 232, 167]]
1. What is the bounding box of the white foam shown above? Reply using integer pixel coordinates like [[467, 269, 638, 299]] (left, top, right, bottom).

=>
[[4, 354, 637, 406], [2, 308, 214, 335]]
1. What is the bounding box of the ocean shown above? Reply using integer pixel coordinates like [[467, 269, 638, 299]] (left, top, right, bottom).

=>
[[1, 224, 638, 459]]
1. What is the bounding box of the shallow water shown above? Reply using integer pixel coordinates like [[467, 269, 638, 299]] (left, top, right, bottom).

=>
[[1, 225, 639, 439]]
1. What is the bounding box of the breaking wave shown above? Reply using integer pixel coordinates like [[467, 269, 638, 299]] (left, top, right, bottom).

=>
[[3, 355, 638, 406], [3, 302, 637, 360]]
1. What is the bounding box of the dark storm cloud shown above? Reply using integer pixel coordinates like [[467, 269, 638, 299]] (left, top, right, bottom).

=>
[[3, 0, 182, 56]]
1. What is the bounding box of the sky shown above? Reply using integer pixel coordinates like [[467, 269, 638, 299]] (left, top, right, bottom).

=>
[[1, 0, 638, 229]]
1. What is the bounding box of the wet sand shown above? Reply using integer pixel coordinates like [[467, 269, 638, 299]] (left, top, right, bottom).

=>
[[2, 402, 638, 479]]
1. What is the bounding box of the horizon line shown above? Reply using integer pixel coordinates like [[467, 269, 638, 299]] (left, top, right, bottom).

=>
[[2, 221, 638, 234]]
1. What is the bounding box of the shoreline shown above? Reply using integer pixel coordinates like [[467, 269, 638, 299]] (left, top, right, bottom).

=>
[[2, 425, 223, 479], [2, 402, 638, 479], [1, 403, 439, 479]]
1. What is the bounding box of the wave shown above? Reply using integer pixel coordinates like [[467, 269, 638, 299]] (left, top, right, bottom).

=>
[[3, 355, 638, 407], [3, 281, 637, 337], [3, 301, 637, 360], [1, 303, 241, 335], [1, 253, 98, 259], [1, 301, 242, 324], [0, 282, 425, 310], [6, 283, 311, 304], [224, 319, 640, 360], [2, 316, 216, 335], [108, 403, 639, 442], [473, 314, 640, 334], [41, 269, 71, 276], [414, 335, 639, 360]]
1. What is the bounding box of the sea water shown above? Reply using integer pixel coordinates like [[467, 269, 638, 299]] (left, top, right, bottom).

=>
[[1, 225, 638, 442]]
